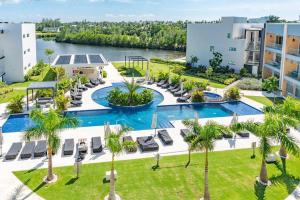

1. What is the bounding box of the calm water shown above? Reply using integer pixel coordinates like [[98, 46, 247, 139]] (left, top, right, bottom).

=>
[[36, 39, 185, 62]]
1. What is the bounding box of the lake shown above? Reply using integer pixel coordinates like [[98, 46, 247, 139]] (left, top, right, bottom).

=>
[[36, 39, 185, 62]]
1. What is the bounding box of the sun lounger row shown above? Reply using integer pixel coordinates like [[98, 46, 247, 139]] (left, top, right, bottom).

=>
[[62, 137, 103, 156], [5, 140, 47, 161]]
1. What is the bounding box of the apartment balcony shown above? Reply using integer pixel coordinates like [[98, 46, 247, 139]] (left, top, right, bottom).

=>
[[264, 61, 281, 72], [266, 43, 282, 51], [286, 48, 300, 62], [286, 71, 300, 83], [246, 42, 261, 51]]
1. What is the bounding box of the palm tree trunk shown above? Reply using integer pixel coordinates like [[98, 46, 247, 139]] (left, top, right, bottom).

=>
[[279, 145, 287, 158], [185, 148, 191, 168], [259, 159, 268, 184], [203, 148, 210, 200], [47, 147, 54, 181], [109, 153, 116, 200]]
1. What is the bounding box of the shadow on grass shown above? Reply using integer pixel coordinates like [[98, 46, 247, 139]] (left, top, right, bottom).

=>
[[21, 181, 46, 200], [65, 177, 79, 185], [270, 173, 300, 194], [152, 163, 199, 171], [25, 162, 44, 174], [254, 182, 267, 200], [102, 178, 110, 184]]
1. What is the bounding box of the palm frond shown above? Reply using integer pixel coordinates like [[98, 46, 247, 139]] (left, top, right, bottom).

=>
[[279, 133, 300, 156], [25, 126, 45, 141], [259, 136, 272, 159]]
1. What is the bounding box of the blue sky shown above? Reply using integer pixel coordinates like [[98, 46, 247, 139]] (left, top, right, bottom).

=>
[[0, 0, 299, 22]]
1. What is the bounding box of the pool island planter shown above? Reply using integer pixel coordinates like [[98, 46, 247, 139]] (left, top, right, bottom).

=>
[[108, 100, 154, 109]]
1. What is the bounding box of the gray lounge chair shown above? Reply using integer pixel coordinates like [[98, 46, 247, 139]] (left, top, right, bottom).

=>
[[221, 130, 233, 139], [90, 79, 100, 86], [177, 94, 191, 102], [168, 84, 178, 91], [136, 136, 159, 152], [180, 129, 190, 139], [161, 82, 170, 89], [236, 130, 250, 138], [71, 100, 83, 107], [174, 89, 187, 97], [92, 137, 102, 153], [157, 80, 167, 87], [34, 140, 47, 158], [85, 82, 95, 88], [63, 139, 74, 156], [158, 130, 173, 145], [170, 87, 180, 93], [5, 142, 22, 160], [20, 141, 35, 159]]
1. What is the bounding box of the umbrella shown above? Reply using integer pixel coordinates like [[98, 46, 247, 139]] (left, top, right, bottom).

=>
[[98, 69, 103, 80], [231, 112, 238, 125], [180, 82, 184, 97], [74, 84, 78, 96], [194, 112, 199, 124], [78, 78, 82, 88], [151, 112, 157, 136], [168, 75, 172, 85], [104, 122, 112, 146]]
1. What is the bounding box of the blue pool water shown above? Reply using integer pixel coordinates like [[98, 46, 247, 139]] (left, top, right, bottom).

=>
[[2, 101, 262, 133]]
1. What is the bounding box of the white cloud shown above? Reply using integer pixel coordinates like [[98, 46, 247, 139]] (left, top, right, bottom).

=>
[[0, 0, 21, 5]]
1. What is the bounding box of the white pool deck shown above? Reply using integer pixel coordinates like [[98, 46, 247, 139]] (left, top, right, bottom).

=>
[[0, 63, 299, 200]]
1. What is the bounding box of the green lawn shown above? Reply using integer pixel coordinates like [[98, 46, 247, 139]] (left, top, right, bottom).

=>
[[14, 148, 300, 200], [245, 96, 285, 106], [112, 62, 226, 89]]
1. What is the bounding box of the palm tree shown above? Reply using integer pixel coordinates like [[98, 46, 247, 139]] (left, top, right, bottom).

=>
[[105, 125, 132, 200], [44, 48, 55, 67], [184, 120, 227, 200], [263, 76, 279, 102], [124, 78, 140, 105], [25, 109, 78, 182]]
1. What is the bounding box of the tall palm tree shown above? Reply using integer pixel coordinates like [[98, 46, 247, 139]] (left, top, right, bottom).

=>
[[264, 97, 300, 171], [25, 109, 78, 182], [124, 78, 140, 105], [105, 126, 132, 200], [184, 120, 227, 200], [262, 76, 279, 102]]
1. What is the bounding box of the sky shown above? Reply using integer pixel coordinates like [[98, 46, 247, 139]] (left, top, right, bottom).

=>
[[0, 0, 299, 22]]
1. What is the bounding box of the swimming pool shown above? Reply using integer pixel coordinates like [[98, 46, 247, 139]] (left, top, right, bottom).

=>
[[2, 101, 262, 133]]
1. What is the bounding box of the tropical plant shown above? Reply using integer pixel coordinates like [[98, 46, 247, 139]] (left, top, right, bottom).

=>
[[25, 109, 78, 182], [209, 52, 222, 69], [171, 74, 181, 85], [263, 76, 279, 102], [224, 87, 241, 100], [124, 78, 141, 105], [192, 90, 205, 102], [205, 66, 213, 79], [157, 71, 169, 81], [6, 95, 24, 114], [190, 56, 198, 67], [80, 76, 89, 84], [44, 48, 55, 67], [55, 90, 70, 112], [57, 78, 72, 92], [184, 120, 227, 200], [172, 65, 185, 76], [52, 66, 65, 81], [239, 67, 248, 76], [103, 70, 108, 78], [105, 126, 132, 200]]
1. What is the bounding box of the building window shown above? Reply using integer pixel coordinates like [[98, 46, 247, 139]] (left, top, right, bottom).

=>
[[296, 86, 300, 98], [229, 47, 237, 51], [23, 34, 25, 38], [28, 63, 31, 67], [228, 60, 235, 65], [227, 33, 231, 39], [27, 33, 30, 37], [27, 48, 30, 52], [24, 66, 27, 70], [286, 81, 294, 95], [276, 35, 283, 45], [24, 50, 26, 55], [209, 46, 215, 52]]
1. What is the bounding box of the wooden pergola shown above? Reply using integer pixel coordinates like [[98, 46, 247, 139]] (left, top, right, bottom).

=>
[[125, 56, 149, 70]]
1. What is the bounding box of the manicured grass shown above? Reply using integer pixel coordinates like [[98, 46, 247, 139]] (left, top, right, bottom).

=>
[[112, 62, 226, 89], [14, 148, 300, 200], [0, 90, 26, 104], [245, 96, 285, 106]]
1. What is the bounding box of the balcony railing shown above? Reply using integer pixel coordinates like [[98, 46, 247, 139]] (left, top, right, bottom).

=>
[[265, 60, 281, 69], [246, 42, 261, 51], [287, 70, 300, 81], [266, 43, 282, 50], [287, 48, 300, 57]]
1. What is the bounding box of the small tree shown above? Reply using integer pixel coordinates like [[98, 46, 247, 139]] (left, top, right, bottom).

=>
[[224, 87, 241, 100], [190, 56, 198, 67], [6, 95, 24, 114], [105, 126, 132, 200], [205, 66, 213, 79], [263, 76, 279, 102], [209, 52, 222, 69], [44, 48, 55, 67]]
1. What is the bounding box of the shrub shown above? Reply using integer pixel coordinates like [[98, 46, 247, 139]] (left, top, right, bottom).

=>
[[102, 70, 107, 78], [171, 74, 181, 85], [58, 78, 72, 92], [123, 140, 137, 152], [150, 58, 186, 67], [52, 66, 66, 80], [194, 80, 208, 90], [240, 67, 248, 76], [224, 87, 241, 100], [55, 90, 70, 112], [184, 81, 194, 92], [236, 78, 262, 90], [80, 76, 89, 84], [157, 71, 169, 81], [191, 90, 205, 102], [172, 65, 185, 76], [7, 95, 24, 113], [224, 78, 236, 85], [37, 89, 53, 98]]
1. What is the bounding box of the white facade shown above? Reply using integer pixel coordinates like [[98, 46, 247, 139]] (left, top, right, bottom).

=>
[[0, 23, 37, 82], [186, 17, 263, 73]]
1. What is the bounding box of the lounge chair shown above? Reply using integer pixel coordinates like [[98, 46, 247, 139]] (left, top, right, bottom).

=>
[[180, 129, 190, 139], [71, 95, 82, 101], [167, 84, 178, 91], [157, 80, 166, 87], [5, 142, 22, 160], [147, 79, 155, 85], [36, 97, 54, 105], [236, 130, 250, 138], [71, 88, 83, 93], [98, 78, 105, 84], [177, 94, 191, 103], [174, 89, 187, 97], [34, 140, 47, 158], [85, 82, 95, 88], [71, 100, 83, 107], [63, 139, 74, 156], [20, 141, 35, 159], [157, 130, 173, 145], [161, 82, 170, 89], [90, 79, 100, 86], [123, 136, 137, 152], [136, 136, 159, 152], [91, 137, 102, 153], [78, 138, 88, 154], [221, 130, 233, 139], [78, 86, 88, 91], [170, 86, 180, 93]]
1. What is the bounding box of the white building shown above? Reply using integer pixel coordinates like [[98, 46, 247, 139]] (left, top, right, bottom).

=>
[[186, 17, 264, 74], [0, 22, 37, 82]]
